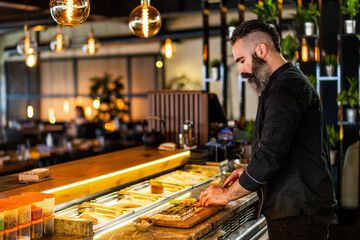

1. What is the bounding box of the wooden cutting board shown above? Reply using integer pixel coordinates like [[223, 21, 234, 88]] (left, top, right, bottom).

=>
[[140, 205, 225, 228]]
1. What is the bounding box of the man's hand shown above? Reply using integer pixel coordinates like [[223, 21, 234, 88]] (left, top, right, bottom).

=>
[[222, 168, 245, 188], [199, 185, 229, 207]]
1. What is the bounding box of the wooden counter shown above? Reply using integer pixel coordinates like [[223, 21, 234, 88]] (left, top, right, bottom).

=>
[[0, 146, 189, 204]]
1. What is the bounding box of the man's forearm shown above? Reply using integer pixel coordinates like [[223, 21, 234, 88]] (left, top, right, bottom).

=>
[[224, 180, 252, 202]]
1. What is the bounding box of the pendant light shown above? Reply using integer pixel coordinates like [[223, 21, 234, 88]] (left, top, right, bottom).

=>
[[50, 26, 69, 52], [82, 29, 101, 55], [301, 37, 308, 62], [49, 0, 90, 27], [16, 25, 38, 56], [129, 0, 162, 38], [160, 38, 176, 59], [27, 105, 34, 118], [25, 48, 37, 68]]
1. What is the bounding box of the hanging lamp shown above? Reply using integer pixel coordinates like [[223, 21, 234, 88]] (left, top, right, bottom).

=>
[[49, 0, 90, 27], [301, 38, 308, 62], [17, 25, 38, 56], [129, 0, 161, 38], [160, 38, 176, 59], [82, 29, 101, 55], [50, 26, 70, 52]]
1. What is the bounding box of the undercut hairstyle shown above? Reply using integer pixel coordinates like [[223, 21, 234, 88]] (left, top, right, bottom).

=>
[[230, 20, 281, 53]]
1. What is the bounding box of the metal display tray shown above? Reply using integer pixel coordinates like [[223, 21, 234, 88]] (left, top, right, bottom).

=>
[[55, 164, 221, 234]]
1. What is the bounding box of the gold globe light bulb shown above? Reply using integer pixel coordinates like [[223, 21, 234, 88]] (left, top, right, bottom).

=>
[[129, 0, 162, 38], [82, 29, 100, 55], [17, 25, 38, 56], [161, 38, 176, 59], [50, 26, 69, 52], [49, 0, 90, 27]]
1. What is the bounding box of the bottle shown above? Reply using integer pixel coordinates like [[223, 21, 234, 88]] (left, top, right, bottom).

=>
[[178, 133, 184, 148]]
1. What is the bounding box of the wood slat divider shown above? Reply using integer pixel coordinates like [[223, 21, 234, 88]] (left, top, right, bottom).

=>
[[147, 91, 209, 145]]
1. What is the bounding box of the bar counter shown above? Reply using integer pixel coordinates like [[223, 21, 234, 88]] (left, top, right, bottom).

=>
[[0, 146, 189, 204]]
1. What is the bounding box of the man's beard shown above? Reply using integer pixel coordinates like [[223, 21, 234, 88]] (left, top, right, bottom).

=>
[[242, 53, 271, 96]]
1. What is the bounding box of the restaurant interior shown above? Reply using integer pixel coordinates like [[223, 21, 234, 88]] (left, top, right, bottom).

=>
[[0, 0, 359, 239]]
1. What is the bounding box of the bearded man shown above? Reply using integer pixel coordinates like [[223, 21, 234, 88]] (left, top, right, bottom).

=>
[[199, 20, 337, 240]]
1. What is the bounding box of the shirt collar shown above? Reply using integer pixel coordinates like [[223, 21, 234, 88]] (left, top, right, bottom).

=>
[[269, 62, 292, 82]]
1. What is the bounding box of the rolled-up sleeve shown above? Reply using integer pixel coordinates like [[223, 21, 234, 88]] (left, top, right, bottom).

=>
[[239, 86, 304, 192]]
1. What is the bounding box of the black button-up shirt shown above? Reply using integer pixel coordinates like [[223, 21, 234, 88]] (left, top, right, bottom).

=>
[[239, 62, 337, 221]]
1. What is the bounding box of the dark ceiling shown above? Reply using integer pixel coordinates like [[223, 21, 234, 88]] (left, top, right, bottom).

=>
[[0, 0, 297, 34]]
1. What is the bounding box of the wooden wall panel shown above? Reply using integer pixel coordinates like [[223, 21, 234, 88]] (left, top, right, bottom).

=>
[[147, 91, 208, 145]]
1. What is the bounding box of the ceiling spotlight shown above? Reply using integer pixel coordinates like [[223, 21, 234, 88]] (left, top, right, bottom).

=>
[[82, 29, 101, 55], [129, 0, 161, 38], [50, 26, 70, 52], [49, 0, 90, 27]]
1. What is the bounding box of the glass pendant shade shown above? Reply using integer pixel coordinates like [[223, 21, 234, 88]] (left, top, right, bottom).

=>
[[17, 26, 37, 55], [161, 38, 176, 59], [49, 0, 90, 27], [82, 29, 101, 55], [50, 26, 70, 52], [129, 0, 161, 38]]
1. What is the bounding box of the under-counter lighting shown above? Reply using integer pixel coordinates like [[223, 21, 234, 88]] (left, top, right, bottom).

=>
[[42, 151, 190, 194], [27, 106, 34, 118]]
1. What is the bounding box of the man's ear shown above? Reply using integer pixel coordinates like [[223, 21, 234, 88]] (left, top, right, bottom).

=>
[[255, 43, 267, 59]]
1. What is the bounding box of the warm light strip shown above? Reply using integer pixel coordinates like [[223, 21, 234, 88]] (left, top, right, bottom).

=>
[[88, 37, 96, 55], [66, 0, 74, 21], [42, 151, 190, 193], [142, 7, 149, 38], [56, 33, 63, 52], [93, 192, 191, 239]]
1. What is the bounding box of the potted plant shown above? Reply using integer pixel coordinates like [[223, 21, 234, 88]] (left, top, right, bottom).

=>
[[281, 35, 301, 65], [228, 19, 239, 39], [336, 76, 359, 123], [341, 0, 360, 34], [89, 72, 130, 129], [250, 0, 279, 26], [326, 124, 339, 165], [210, 59, 221, 80], [293, 0, 320, 36], [324, 54, 337, 76]]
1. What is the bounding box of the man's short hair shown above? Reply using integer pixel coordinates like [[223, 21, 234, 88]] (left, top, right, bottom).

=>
[[230, 20, 281, 53]]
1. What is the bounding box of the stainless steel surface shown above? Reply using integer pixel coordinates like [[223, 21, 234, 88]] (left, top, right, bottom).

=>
[[224, 215, 267, 240]]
